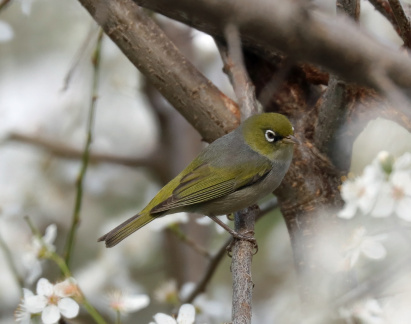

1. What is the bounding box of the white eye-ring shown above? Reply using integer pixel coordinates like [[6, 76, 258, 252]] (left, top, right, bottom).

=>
[[265, 130, 276, 142]]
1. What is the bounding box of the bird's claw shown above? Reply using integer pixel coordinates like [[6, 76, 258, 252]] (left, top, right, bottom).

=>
[[225, 230, 258, 256]]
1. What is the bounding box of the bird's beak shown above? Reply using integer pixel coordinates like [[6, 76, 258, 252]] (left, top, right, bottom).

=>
[[282, 135, 299, 145]]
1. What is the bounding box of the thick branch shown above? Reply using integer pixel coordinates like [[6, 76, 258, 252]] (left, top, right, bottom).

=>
[[134, 0, 411, 91], [77, 0, 240, 143]]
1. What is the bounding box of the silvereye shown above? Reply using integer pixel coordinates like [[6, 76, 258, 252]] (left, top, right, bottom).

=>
[[99, 113, 297, 247]]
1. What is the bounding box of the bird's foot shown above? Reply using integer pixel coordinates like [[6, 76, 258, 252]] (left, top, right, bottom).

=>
[[226, 230, 258, 256]]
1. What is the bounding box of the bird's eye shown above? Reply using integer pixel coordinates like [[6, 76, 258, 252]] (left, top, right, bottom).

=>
[[265, 130, 276, 143]]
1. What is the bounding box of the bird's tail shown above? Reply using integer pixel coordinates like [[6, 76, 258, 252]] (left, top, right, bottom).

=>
[[98, 212, 155, 248]]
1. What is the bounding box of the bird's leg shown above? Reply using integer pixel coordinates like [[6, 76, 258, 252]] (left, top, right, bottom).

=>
[[208, 215, 258, 251], [226, 213, 235, 221]]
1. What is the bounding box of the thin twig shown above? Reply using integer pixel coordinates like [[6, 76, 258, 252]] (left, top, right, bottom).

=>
[[387, 0, 411, 48], [6, 132, 162, 169], [220, 24, 261, 119], [0, 232, 24, 296], [169, 225, 212, 259], [62, 25, 101, 91], [182, 236, 232, 304], [64, 29, 103, 266], [368, 0, 400, 35], [180, 198, 278, 304]]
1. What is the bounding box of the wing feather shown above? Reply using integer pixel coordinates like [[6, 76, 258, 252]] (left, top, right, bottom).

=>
[[150, 162, 271, 214]]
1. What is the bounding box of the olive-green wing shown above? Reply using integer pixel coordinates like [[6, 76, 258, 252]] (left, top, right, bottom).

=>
[[150, 162, 272, 214]]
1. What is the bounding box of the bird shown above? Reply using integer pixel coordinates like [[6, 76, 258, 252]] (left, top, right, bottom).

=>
[[99, 113, 297, 248]]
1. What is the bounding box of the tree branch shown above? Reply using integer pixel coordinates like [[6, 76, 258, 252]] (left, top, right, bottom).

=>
[[77, 0, 240, 143], [315, 0, 359, 163], [388, 0, 411, 48], [368, 0, 400, 36], [218, 24, 261, 119], [133, 0, 411, 91], [217, 22, 261, 324]]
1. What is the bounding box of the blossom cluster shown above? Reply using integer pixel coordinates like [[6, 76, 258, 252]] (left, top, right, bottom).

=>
[[16, 278, 79, 324], [339, 151, 411, 220]]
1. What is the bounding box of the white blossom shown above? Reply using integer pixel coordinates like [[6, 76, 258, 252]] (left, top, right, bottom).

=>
[[107, 290, 149, 313], [343, 226, 387, 269], [339, 151, 411, 221], [150, 304, 196, 324], [338, 162, 385, 219], [340, 299, 385, 324], [371, 153, 411, 220], [15, 289, 35, 324], [22, 278, 79, 324], [22, 224, 57, 284]]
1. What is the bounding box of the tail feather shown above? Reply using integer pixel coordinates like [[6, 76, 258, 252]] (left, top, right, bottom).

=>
[[98, 212, 155, 248]]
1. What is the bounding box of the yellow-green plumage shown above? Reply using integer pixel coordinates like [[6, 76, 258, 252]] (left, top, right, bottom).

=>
[[99, 113, 296, 247]]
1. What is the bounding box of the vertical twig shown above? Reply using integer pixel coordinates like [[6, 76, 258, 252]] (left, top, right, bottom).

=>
[[388, 0, 411, 48], [64, 29, 103, 266], [220, 24, 261, 119], [231, 206, 259, 324], [219, 23, 260, 324]]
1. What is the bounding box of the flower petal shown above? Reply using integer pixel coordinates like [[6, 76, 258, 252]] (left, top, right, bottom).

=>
[[54, 277, 77, 297], [371, 185, 394, 217], [153, 313, 177, 324], [42, 305, 60, 324], [122, 294, 150, 313], [396, 196, 411, 221], [58, 298, 79, 319], [394, 152, 411, 171], [176, 304, 195, 324], [43, 224, 57, 246], [37, 278, 53, 297], [22, 288, 34, 299], [25, 295, 47, 313], [338, 202, 357, 219]]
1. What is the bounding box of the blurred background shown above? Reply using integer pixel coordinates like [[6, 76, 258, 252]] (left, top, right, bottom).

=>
[[0, 0, 410, 323]]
